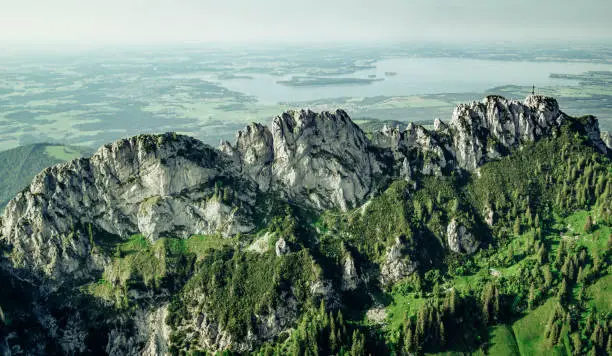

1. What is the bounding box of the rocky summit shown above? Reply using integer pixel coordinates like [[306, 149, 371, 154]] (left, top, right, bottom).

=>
[[1, 95, 611, 355]]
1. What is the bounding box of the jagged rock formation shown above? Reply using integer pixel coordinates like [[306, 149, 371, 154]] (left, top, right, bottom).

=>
[[379, 237, 418, 286], [222, 109, 384, 210], [449, 95, 566, 170], [1, 94, 609, 355], [1, 94, 605, 283], [340, 252, 359, 291], [275, 237, 289, 256], [1, 134, 257, 283], [446, 219, 479, 254]]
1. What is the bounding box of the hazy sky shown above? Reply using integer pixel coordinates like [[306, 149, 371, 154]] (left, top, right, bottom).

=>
[[1, 0, 611, 45]]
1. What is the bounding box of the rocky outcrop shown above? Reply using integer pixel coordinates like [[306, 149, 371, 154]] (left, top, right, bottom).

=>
[[446, 219, 479, 254], [1, 134, 257, 282], [340, 252, 359, 291], [449, 95, 566, 170], [380, 237, 418, 286], [222, 109, 384, 211], [602, 131, 612, 150], [275, 237, 289, 256], [372, 122, 451, 178], [106, 304, 172, 356]]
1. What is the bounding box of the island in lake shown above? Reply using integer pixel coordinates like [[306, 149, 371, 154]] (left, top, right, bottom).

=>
[[277, 76, 384, 87], [218, 73, 255, 80]]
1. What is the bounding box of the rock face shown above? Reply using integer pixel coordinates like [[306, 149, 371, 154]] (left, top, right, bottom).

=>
[[380, 237, 418, 286], [602, 131, 612, 150], [446, 219, 479, 254], [449, 95, 566, 170], [1, 134, 257, 282], [2, 96, 600, 281], [275, 237, 289, 256], [105, 304, 171, 356], [340, 252, 359, 291], [223, 109, 383, 210]]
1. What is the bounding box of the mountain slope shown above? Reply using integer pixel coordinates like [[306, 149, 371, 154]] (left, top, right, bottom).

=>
[[0, 143, 92, 210], [0, 95, 610, 355]]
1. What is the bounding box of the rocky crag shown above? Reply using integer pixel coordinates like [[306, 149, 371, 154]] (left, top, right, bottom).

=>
[[1, 95, 609, 354]]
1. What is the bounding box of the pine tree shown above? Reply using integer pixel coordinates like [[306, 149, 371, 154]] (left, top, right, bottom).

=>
[[528, 283, 536, 310], [439, 321, 446, 346], [564, 312, 572, 333], [561, 255, 571, 277], [578, 284, 586, 304], [579, 249, 588, 265], [350, 330, 365, 356], [329, 313, 338, 353], [544, 266, 553, 289], [534, 213, 540, 228], [558, 278, 569, 303], [538, 244, 547, 265], [591, 323, 604, 348], [571, 332, 582, 356], [514, 216, 521, 236], [223, 187, 230, 202], [549, 322, 561, 346], [584, 215, 593, 233], [526, 206, 533, 226], [338, 311, 347, 344], [403, 328, 414, 354], [507, 244, 514, 265], [449, 288, 457, 315], [555, 240, 565, 268]]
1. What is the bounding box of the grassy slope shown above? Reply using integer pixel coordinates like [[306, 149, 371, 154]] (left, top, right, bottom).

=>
[[512, 298, 565, 356], [488, 324, 520, 356], [0, 143, 92, 210], [588, 274, 611, 314]]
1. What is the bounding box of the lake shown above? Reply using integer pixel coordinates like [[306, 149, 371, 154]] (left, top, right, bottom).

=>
[[211, 57, 612, 104]]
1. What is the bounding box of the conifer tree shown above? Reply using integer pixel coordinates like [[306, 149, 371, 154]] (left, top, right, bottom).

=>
[[513, 217, 521, 236], [449, 288, 457, 315], [558, 278, 569, 303], [526, 206, 533, 226], [329, 313, 338, 353], [538, 244, 547, 265], [403, 328, 414, 355], [350, 330, 365, 356], [439, 321, 446, 347], [577, 266, 584, 283], [544, 266, 553, 289], [528, 283, 536, 310], [584, 215, 593, 233], [506, 244, 514, 265], [555, 240, 565, 268]]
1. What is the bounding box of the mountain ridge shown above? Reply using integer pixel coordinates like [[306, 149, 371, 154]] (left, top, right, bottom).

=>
[[1, 94, 611, 355], [2, 95, 610, 286]]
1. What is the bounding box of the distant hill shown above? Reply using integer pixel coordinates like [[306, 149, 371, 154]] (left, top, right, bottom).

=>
[[0, 143, 93, 210]]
